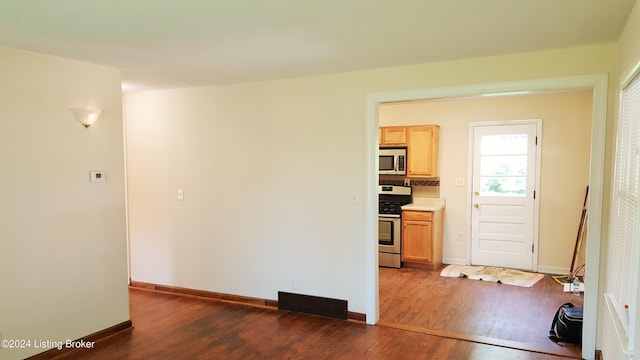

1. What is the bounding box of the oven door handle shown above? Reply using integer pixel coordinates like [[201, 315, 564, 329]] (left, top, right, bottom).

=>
[[379, 214, 401, 219]]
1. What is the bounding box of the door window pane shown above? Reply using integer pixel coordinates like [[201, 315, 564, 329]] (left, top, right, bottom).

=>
[[480, 134, 528, 196], [480, 176, 527, 196], [480, 155, 527, 176], [481, 134, 528, 155]]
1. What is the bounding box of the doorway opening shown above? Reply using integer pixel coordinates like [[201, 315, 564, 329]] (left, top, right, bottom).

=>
[[365, 75, 608, 360]]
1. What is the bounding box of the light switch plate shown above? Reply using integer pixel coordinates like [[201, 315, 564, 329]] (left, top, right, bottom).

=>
[[90, 170, 106, 183], [455, 178, 465, 187]]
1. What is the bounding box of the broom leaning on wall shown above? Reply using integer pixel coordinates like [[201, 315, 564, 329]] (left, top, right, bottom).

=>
[[553, 186, 589, 285]]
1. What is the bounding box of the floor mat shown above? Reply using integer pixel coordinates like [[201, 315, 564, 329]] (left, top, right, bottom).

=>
[[440, 264, 544, 287]]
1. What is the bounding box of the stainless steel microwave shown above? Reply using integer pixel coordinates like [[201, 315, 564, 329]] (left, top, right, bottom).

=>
[[379, 147, 407, 175]]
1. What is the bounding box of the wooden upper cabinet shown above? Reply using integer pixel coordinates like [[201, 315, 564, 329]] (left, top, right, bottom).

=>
[[407, 125, 439, 177], [379, 125, 439, 177], [380, 126, 408, 146]]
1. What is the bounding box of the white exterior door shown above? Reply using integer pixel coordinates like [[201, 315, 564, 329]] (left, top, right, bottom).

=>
[[470, 122, 539, 271]]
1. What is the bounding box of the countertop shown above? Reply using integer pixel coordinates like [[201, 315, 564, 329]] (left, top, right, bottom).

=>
[[401, 197, 445, 212]]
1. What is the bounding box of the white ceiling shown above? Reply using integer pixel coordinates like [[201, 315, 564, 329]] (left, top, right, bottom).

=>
[[0, 0, 635, 92]]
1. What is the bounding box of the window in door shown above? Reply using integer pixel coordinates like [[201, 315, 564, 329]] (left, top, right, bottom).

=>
[[479, 134, 529, 197]]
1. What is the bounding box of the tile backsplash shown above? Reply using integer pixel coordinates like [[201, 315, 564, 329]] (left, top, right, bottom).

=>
[[379, 176, 440, 198], [379, 176, 440, 187]]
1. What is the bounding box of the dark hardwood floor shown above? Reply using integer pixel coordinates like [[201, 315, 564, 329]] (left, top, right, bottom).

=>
[[54, 287, 579, 360], [379, 266, 583, 359]]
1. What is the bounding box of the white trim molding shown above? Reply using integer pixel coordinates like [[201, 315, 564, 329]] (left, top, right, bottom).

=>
[[442, 258, 468, 265], [537, 266, 571, 275]]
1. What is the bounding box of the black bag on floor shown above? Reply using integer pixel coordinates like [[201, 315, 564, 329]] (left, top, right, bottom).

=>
[[549, 302, 583, 344]]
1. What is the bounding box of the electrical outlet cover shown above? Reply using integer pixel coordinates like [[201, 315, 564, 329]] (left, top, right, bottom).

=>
[[90, 170, 106, 183]]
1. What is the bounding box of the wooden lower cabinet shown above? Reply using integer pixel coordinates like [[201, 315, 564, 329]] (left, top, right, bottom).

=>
[[402, 209, 443, 270]]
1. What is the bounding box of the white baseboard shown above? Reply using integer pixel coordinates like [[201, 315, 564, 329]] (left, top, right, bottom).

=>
[[443, 258, 468, 265], [536, 265, 569, 275], [441, 261, 570, 274]]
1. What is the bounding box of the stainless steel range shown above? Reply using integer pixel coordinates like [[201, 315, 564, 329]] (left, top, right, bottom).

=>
[[378, 185, 412, 268]]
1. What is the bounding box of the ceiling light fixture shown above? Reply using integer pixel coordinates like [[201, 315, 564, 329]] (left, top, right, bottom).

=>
[[70, 108, 102, 128]]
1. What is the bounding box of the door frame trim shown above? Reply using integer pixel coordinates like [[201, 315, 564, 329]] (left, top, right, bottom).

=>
[[466, 119, 542, 272], [365, 74, 608, 360]]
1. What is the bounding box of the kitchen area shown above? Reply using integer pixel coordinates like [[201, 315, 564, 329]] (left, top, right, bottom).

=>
[[378, 125, 445, 270], [376, 91, 593, 358], [377, 91, 593, 274]]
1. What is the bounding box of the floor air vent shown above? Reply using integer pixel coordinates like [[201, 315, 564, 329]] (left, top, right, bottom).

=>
[[278, 291, 348, 320]]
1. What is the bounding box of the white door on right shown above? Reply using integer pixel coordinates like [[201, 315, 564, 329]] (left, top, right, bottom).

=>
[[471, 123, 539, 271]]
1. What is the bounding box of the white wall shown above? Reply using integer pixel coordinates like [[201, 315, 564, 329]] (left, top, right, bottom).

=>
[[0, 46, 129, 360], [126, 82, 367, 303], [126, 43, 617, 317]]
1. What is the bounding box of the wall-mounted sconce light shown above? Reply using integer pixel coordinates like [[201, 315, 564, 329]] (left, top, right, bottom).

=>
[[70, 108, 102, 128]]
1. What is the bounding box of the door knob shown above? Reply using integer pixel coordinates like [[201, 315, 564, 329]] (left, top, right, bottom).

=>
[[474, 204, 479, 208], [474, 192, 479, 196]]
